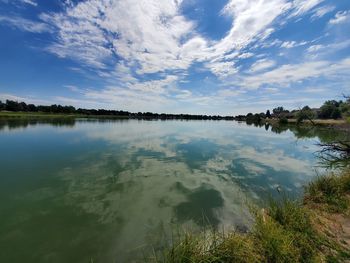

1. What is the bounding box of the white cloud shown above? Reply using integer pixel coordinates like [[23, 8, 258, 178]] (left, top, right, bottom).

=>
[[237, 52, 254, 59], [217, 89, 246, 98], [1, 0, 37, 6], [281, 41, 297, 48], [0, 15, 50, 33], [311, 5, 335, 20], [280, 40, 308, 48], [307, 44, 324, 52], [329, 10, 350, 25], [290, 0, 324, 17], [249, 59, 276, 73], [40, 0, 200, 73], [238, 57, 350, 89], [216, 0, 291, 55], [22, 0, 37, 6]]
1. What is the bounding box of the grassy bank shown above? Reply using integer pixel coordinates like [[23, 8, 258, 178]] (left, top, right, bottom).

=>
[[146, 171, 350, 263]]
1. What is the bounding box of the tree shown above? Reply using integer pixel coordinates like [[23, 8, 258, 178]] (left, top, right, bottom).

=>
[[318, 100, 342, 119], [340, 96, 350, 117], [27, 104, 37, 112], [296, 106, 316, 124], [266, 110, 271, 118], [5, 100, 21, 111], [273, 106, 289, 119], [0, 100, 4, 111]]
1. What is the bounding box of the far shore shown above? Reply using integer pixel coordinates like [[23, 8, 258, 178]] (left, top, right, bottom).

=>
[[1, 111, 349, 127]]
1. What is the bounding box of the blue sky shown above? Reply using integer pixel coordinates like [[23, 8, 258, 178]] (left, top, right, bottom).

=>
[[0, 0, 349, 115]]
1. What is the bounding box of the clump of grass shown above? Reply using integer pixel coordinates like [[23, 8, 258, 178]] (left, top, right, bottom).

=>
[[156, 229, 262, 263], [304, 172, 350, 212], [247, 197, 323, 263]]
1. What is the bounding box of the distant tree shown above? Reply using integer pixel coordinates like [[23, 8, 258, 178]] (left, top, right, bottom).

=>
[[331, 108, 342, 119], [19, 102, 28, 112], [0, 100, 4, 111], [266, 110, 271, 118], [273, 106, 289, 119], [296, 106, 316, 124], [340, 96, 350, 117], [246, 113, 262, 125], [6, 100, 21, 111], [27, 104, 37, 112], [318, 100, 342, 119], [259, 112, 266, 119]]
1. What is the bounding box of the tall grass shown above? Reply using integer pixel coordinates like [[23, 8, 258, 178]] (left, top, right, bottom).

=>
[[305, 172, 350, 212]]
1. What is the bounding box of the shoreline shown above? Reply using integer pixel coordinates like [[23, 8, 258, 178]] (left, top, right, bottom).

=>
[[151, 170, 350, 262]]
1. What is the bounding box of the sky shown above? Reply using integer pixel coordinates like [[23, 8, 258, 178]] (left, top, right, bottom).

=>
[[0, 0, 349, 115]]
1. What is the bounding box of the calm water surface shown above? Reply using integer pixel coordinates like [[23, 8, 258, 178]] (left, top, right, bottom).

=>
[[0, 119, 338, 262]]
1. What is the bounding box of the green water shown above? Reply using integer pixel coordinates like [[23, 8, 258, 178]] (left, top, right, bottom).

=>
[[0, 119, 343, 262]]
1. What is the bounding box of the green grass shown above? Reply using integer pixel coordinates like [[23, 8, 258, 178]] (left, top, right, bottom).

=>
[[304, 172, 350, 213]]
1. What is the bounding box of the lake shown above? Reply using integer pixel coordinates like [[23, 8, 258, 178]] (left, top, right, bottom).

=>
[[0, 118, 342, 262]]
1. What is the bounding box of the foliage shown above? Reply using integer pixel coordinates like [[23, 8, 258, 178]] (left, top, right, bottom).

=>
[[273, 106, 290, 119], [266, 110, 271, 118], [246, 113, 262, 125], [296, 106, 316, 124], [318, 100, 342, 119]]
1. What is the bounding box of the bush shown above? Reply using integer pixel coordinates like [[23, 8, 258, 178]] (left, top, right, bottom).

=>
[[296, 106, 316, 124]]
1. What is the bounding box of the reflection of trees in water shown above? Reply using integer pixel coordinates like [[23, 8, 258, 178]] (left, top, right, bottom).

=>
[[0, 118, 76, 131], [269, 124, 350, 168], [317, 140, 350, 168]]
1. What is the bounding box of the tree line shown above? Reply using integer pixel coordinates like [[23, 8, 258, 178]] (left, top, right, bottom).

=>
[[234, 98, 350, 124], [0, 99, 234, 120]]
